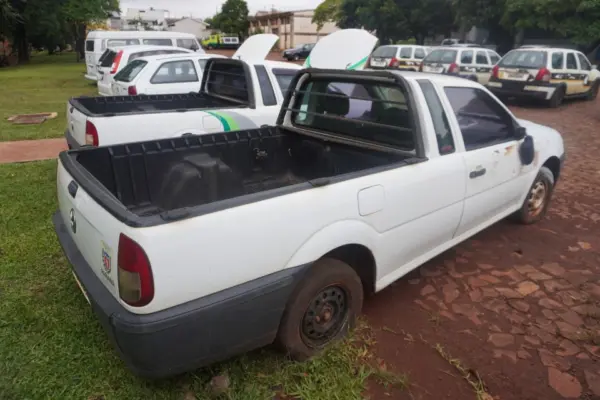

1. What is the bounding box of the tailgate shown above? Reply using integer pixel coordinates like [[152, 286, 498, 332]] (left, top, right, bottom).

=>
[[67, 101, 88, 146], [497, 67, 539, 82], [57, 160, 120, 299]]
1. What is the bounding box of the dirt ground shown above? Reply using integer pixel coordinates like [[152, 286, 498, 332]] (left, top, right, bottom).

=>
[[207, 48, 600, 398], [362, 97, 600, 400]]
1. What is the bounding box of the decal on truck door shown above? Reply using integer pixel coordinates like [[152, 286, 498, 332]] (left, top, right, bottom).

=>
[[101, 241, 115, 286], [204, 111, 259, 132]]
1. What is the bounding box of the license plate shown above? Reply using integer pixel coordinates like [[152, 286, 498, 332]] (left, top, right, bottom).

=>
[[72, 271, 91, 305], [507, 72, 524, 79], [371, 60, 386, 67], [425, 66, 443, 73]]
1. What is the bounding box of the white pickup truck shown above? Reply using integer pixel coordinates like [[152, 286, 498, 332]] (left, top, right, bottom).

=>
[[53, 65, 565, 378], [64, 30, 379, 148]]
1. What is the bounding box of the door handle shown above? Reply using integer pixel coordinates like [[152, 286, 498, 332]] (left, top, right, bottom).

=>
[[469, 168, 486, 179]]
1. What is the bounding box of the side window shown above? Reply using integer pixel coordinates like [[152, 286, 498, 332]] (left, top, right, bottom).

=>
[[444, 87, 515, 151], [197, 59, 208, 71], [414, 48, 426, 59], [551, 52, 564, 69], [488, 52, 500, 65], [476, 51, 488, 65], [461, 50, 473, 64], [418, 80, 454, 155], [577, 53, 592, 71], [254, 65, 277, 106], [85, 40, 95, 52], [399, 47, 413, 59], [177, 39, 199, 51], [107, 39, 139, 47], [143, 38, 173, 46], [151, 60, 198, 84], [566, 53, 578, 69]]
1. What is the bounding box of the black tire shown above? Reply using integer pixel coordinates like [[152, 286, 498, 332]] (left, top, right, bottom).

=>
[[512, 166, 555, 225], [548, 86, 565, 108], [586, 80, 599, 100], [276, 258, 363, 361], [293, 54, 300, 61]]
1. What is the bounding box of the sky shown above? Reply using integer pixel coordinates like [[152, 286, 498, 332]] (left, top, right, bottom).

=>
[[119, 0, 324, 19]]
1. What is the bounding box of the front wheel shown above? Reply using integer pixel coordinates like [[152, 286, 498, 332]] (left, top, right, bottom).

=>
[[293, 54, 300, 61], [586, 81, 599, 100], [276, 258, 363, 361], [512, 166, 555, 225]]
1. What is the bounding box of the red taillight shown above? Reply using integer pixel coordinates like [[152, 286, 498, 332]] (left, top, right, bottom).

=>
[[85, 120, 99, 146], [492, 65, 499, 78], [128, 85, 137, 95], [448, 62, 458, 74], [419, 62, 423, 72], [535, 67, 551, 82], [390, 57, 399, 67], [117, 234, 154, 307], [110, 50, 123, 74], [367, 56, 371, 67]]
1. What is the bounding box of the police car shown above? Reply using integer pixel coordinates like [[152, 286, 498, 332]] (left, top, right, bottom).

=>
[[419, 46, 501, 85], [486, 47, 600, 107]]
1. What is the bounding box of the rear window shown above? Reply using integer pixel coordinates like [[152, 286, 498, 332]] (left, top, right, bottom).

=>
[[100, 50, 117, 67], [143, 39, 173, 46], [425, 49, 458, 63], [372, 46, 398, 58], [289, 78, 415, 151], [499, 50, 547, 69], [86, 40, 95, 52], [98, 49, 112, 64], [114, 60, 147, 83], [272, 68, 297, 96], [205, 61, 249, 103], [151, 60, 199, 84]]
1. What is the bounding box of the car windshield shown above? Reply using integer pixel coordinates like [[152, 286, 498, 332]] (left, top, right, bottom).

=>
[[114, 60, 147, 82], [499, 50, 547, 69], [372, 46, 397, 58], [424, 49, 457, 63]]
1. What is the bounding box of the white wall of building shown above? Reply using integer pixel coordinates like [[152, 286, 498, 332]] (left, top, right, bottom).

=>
[[169, 18, 211, 39], [123, 8, 169, 31]]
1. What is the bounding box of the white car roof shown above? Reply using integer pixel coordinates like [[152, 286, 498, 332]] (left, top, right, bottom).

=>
[[87, 30, 197, 39], [512, 47, 577, 53], [392, 70, 483, 88], [108, 45, 195, 55], [134, 53, 226, 63]]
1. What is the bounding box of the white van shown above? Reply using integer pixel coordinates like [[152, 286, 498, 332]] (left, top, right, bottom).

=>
[[85, 31, 201, 81]]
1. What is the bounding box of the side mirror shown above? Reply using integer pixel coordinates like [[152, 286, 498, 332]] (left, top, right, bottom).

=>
[[515, 126, 527, 140], [519, 135, 535, 166]]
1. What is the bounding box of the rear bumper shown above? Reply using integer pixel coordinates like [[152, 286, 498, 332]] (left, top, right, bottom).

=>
[[64, 128, 81, 150], [486, 80, 557, 101], [52, 211, 308, 378], [85, 73, 98, 81]]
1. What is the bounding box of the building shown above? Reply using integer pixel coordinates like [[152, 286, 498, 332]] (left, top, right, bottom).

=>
[[168, 18, 211, 40], [122, 8, 170, 31], [248, 9, 339, 50], [106, 11, 122, 30]]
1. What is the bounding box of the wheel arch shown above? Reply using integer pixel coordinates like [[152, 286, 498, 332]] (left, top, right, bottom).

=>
[[542, 155, 561, 183]]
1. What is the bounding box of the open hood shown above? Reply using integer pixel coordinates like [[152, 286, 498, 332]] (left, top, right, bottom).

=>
[[232, 34, 279, 61], [304, 29, 378, 70]]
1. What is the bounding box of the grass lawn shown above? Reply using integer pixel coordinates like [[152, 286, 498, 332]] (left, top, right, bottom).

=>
[[0, 53, 96, 142], [0, 161, 400, 400]]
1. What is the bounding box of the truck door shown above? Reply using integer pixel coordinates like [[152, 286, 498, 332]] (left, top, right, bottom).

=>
[[442, 86, 525, 237]]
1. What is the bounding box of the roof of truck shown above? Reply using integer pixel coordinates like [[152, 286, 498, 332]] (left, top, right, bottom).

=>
[[135, 53, 226, 63]]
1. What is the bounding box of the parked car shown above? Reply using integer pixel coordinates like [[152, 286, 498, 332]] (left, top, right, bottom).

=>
[[368, 45, 431, 71], [64, 30, 378, 148], [486, 47, 600, 107], [96, 46, 195, 96], [85, 30, 201, 81], [440, 38, 476, 46], [420, 46, 501, 85], [110, 53, 227, 96], [201, 34, 241, 50], [282, 43, 315, 61], [53, 59, 565, 378]]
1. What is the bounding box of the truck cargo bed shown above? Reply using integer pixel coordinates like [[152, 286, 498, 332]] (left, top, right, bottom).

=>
[[70, 93, 240, 117], [60, 127, 410, 226]]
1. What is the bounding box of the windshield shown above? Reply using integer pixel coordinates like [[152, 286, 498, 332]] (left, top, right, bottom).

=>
[[499, 50, 547, 69], [424, 49, 458, 63], [114, 60, 147, 83], [372, 46, 397, 58]]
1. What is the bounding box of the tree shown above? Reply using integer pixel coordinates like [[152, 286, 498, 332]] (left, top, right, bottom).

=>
[[453, 0, 515, 53], [312, 0, 342, 30], [208, 0, 249, 38]]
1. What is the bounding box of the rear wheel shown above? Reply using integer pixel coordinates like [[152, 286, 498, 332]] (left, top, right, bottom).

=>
[[293, 54, 300, 61], [548, 86, 565, 108], [276, 258, 363, 361], [512, 166, 555, 225], [586, 80, 599, 100]]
